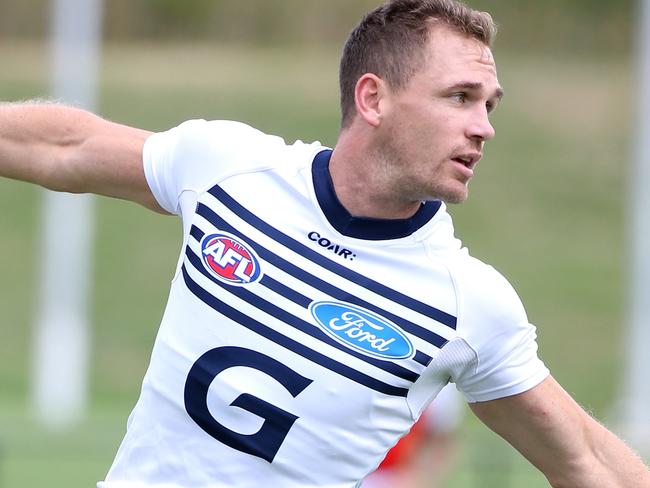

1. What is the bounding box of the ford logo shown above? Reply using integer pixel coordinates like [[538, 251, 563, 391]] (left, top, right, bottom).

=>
[[310, 301, 414, 360]]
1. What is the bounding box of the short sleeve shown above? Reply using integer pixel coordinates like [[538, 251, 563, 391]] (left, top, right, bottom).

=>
[[142, 119, 282, 214], [448, 257, 550, 402]]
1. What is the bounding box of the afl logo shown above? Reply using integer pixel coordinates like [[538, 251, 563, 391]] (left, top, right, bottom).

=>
[[201, 232, 262, 285], [310, 301, 414, 360]]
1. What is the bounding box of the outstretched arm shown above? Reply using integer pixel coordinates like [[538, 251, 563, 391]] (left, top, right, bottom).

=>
[[470, 376, 650, 488], [0, 101, 163, 212]]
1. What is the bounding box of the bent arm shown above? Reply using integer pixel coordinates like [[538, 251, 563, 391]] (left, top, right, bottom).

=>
[[470, 376, 650, 487], [0, 101, 163, 212]]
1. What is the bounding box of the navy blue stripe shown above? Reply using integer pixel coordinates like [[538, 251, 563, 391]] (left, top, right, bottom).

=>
[[259, 275, 313, 309], [185, 247, 420, 382], [190, 225, 205, 242], [181, 265, 408, 397], [413, 351, 433, 367], [193, 210, 449, 350], [208, 185, 457, 330]]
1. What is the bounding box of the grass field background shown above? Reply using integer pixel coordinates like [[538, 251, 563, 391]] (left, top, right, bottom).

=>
[[0, 39, 637, 487]]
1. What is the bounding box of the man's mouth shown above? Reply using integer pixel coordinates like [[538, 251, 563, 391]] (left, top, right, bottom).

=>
[[451, 153, 481, 170]]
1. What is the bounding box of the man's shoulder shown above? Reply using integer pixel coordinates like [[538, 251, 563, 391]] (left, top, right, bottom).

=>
[[148, 118, 326, 177], [143, 119, 326, 212], [448, 251, 528, 330], [168, 119, 323, 168], [165, 119, 284, 151]]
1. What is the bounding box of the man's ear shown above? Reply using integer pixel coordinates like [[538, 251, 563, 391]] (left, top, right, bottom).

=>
[[354, 73, 388, 127]]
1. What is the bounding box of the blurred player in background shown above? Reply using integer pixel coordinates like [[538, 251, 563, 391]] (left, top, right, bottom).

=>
[[363, 384, 464, 488], [1, 0, 650, 487]]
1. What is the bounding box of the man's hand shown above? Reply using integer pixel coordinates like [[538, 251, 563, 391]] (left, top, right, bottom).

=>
[[470, 376, 650, 487], [0, 102, 163, 212]]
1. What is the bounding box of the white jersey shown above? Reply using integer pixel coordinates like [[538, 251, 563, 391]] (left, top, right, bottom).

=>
[[99, 120, 549, 488]]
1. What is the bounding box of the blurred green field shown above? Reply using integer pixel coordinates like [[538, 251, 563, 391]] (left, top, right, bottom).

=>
[[0, 40, 635, 487]]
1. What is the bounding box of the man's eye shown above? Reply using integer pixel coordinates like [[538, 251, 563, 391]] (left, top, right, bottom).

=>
[[451, 92, 467, 103]]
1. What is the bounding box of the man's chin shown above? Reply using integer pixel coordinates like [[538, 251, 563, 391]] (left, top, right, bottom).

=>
[[442, 195, 468, 204], [416, 182, 469, 205], [438, 188, 469, 204]]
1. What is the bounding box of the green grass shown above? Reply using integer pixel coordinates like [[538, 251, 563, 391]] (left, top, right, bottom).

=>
[[0, 41, 638, 486]]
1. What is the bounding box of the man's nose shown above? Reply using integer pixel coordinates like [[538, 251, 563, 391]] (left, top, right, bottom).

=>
[[467, 108, 495, 142]]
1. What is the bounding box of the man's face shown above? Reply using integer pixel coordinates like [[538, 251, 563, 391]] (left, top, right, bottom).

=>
[[377, 25, 502, 204]]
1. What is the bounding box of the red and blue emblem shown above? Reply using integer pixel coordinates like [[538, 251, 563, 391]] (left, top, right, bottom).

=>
[[201, 232, 262, 285]]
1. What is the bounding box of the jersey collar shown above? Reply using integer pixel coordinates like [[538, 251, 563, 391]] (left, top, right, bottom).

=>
[[311, 149, 442, 241]]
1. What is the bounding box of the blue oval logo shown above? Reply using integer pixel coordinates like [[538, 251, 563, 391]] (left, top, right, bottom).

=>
[[201, 232, 262, 286], [310, 301, 414, 360]]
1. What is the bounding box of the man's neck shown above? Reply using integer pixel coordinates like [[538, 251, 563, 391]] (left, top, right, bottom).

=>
[[329, 132, 422, 220]]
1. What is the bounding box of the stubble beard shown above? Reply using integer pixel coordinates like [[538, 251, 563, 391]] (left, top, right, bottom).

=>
[[438, 181, 469, 204], [376, 137, 470, 205]]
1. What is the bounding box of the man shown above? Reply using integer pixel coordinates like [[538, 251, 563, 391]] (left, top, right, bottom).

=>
[[1, 0, 649, 487]]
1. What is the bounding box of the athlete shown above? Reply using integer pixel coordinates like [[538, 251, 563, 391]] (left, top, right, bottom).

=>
[[1, 0, 649, 487]]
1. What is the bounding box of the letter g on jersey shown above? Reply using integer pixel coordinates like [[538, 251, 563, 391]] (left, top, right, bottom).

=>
[[184, 346, 313, 463]]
